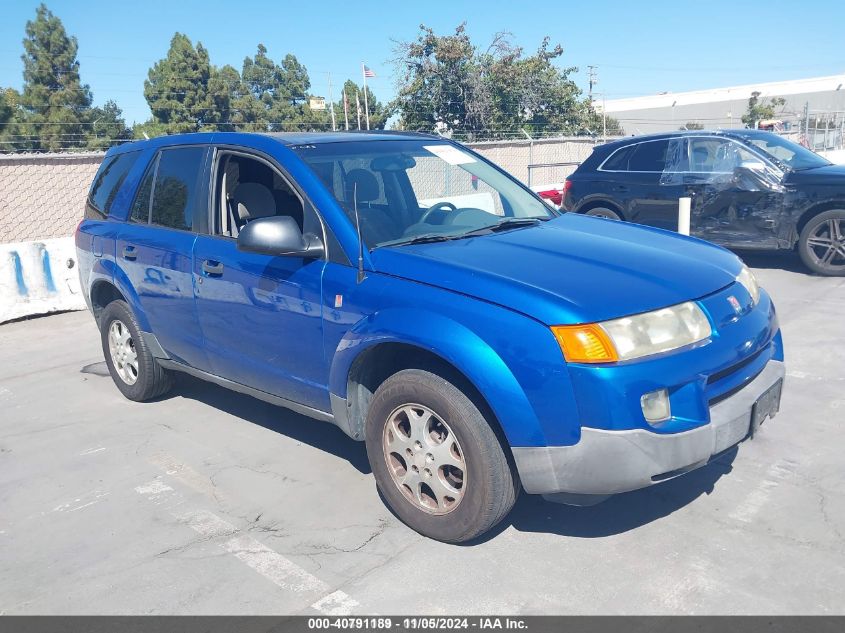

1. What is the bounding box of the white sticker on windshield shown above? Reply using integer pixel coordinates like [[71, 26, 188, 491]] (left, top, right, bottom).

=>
[[423, 144, 476, 165]]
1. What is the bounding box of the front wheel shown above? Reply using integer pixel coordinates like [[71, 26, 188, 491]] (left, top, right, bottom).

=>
[[100, 300, 173, 401], [584, 206, 622, 221], [365, 369, 519, 543], [798, 210, 845, 276]]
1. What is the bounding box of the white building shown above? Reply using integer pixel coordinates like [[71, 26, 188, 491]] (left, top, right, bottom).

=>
[[601, 74, 845, 137]]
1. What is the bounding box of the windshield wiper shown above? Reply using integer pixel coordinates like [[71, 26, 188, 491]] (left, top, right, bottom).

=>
[[383, 233, 456, 247], [459, 217, 544, 238]]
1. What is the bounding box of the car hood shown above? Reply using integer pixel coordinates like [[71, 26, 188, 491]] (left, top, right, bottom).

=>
[[787, 163, 845, 184], [370, 214, 743, 325]]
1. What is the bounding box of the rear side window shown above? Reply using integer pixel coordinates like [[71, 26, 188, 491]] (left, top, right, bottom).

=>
[[149, 147, 206, 231], [628, 140, 670, 172], [129, 156, 156, 223], [601, 144, 635, 171], [85, 151, 140, 219]]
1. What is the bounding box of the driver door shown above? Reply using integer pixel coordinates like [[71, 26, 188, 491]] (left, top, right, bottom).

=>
[[683, 137, 786, 248], [192, 148, 330, 411]]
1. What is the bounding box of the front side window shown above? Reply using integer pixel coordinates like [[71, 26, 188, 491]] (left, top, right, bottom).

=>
[[149, 147, 206, 231], [292, 140, 554, 249], [85, 150, 140, 219], [689, 138, 757, 173], [212, 152, 313, 239]]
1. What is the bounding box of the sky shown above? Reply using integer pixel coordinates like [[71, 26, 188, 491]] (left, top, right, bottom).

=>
[[2, 0, 844, 126]]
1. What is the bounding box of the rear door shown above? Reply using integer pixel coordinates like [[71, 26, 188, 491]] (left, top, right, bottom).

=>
[[116, 145, 211, 370], [626, 138, 687, 230]]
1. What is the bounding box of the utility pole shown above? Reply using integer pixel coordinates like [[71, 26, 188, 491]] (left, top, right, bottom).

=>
[[587, 65, 598, 102], [327, 72, 337, 132]]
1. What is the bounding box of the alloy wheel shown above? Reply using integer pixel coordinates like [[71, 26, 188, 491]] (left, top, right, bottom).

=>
[[107, 319, 139, 385], [806, 218, 845, 272], [382, 404, 466, 515]]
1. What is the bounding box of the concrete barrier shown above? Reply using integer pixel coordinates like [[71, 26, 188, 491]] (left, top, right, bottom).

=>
[[0, 237, 86, 324]]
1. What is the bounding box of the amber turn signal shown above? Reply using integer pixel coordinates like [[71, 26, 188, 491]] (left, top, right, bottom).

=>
[[551, 324, 619, 363]]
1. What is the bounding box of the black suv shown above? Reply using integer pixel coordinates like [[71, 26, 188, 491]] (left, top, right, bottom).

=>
[[563, 129, 845, 275]]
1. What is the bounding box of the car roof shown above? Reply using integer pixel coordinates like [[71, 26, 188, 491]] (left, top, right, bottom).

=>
[[105, 130, 440, 158], [596, 128, 777, 151]]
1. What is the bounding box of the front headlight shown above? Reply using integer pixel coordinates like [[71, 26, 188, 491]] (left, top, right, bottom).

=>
[[552, 301, 712, 363], [735, 264, 760, 305]]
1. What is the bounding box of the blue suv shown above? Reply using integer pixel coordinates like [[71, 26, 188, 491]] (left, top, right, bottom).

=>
[[76, 132, 785, 542]]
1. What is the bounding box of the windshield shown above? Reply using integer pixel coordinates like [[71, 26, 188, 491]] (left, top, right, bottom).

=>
[[740, 132, 831, 171], [291, 139, 555, 248]]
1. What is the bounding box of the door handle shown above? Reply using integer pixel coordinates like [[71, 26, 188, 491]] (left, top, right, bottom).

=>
[[612, 185, 628, 192], [202, 260, 224, 276], [122, 246, 137, 260]]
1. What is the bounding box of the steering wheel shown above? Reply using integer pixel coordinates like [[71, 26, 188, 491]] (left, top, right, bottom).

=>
[[419, 201, 457, 224]]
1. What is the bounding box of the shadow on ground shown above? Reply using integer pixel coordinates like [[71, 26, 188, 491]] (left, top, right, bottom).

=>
[[471, 447, 738, 543], [732, 248, 806, 274], [81, 363, 373, 475], [169, 373, 373, 475], [82, 362, 740, 543]]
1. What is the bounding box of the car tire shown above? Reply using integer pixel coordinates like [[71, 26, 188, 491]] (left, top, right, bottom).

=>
[[798, 209, 845, 276], [365, 368, 519, 543], [584, 206, 622, 221], [99, 300, 173, 401]]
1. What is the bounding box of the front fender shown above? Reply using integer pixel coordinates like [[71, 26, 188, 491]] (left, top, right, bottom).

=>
[[329, 304, 579, 448]]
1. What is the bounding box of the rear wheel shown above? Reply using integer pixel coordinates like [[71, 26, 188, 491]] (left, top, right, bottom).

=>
[[100, 300, 173, 401], [365, 369, 518, 543], [584, 206, 622, 221], [798, 210, 845, 276]]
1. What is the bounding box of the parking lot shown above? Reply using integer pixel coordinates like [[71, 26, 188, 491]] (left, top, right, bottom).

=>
[[0, 251, 843, 615]]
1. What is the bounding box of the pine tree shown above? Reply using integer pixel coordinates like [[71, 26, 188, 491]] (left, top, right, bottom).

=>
[[20, 4, 91, 151], [143, 33, 223, 134]]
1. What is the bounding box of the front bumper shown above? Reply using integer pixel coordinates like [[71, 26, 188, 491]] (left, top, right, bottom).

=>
[[513, 359, 785, 496]]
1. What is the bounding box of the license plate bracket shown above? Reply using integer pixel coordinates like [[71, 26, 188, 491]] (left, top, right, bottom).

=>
[[749, 378, 783, 439]]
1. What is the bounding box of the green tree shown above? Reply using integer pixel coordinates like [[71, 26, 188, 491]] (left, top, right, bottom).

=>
[[143, 33, 225, 134], [86, 100, 132, 149], [17, 3, 92, 151], [741, 91, 785, 128], [1, 5, 130, 153], [335, 80, 388, 130], [240, 46, 320, 131], [392, 25, 616, 140]]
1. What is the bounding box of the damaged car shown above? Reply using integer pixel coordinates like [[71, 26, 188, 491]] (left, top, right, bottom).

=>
[[563, 130, 845, 276]]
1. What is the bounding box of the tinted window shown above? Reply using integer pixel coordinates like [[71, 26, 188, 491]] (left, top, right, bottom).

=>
[[85, 151, 140, 219], [129, 156, 157, 223], [150, 147, 206, 231], [628, 140, 670, 172], [601, 144, 635, 170]]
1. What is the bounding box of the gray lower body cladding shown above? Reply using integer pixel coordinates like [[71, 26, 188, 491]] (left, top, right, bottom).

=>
[[513, 360, 785, 496]]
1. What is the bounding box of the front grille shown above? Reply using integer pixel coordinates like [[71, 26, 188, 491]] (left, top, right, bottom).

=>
[[707, 348, 764, 385]]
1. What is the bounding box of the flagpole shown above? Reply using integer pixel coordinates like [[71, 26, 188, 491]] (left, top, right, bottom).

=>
[[327, 72, 337, 132], [362, 62, 371, 130], [355, 90, 362, 130], [343, 89, 349, 131]]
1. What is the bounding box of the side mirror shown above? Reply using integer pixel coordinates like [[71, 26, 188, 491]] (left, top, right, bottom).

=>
[[237, 216, 324, 258], [736, 160, 767, 173]]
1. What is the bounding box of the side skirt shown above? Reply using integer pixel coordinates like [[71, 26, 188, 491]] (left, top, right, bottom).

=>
[[157, 358, 336, 424]]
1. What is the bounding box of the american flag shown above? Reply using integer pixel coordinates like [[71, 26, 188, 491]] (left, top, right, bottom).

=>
[[363, 65, 375, 78]]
